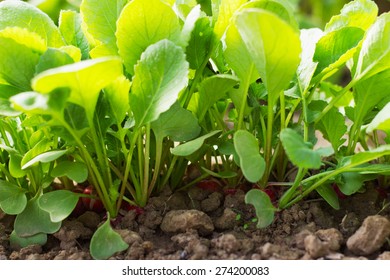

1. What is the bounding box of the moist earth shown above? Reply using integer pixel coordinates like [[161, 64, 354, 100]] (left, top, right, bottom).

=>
[[1, 184, 390, 260]]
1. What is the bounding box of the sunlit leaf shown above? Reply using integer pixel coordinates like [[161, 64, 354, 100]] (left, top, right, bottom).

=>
[[130, 40, 189, 127], [116, 0, 181, 75]]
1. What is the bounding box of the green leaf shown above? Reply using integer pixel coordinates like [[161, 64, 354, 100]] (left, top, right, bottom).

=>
[[338, 172, 374, 196], [130, 39, 189, 127], [316, 184, 340, 210], [171, 130, 221, 156], [9, 154, 27, 178], [354, 69, 390, 125], [90, 214, 129, 259], [32, 57, 123, 121], [38, 190, 79, 223], [14, 197, 62, 237], [0, 37, 41, 91], [51, 161, 88, 183], [35, 48, 74, 74], [104, 76, 131, 124], [235, 9, 301, 99], [22, 150, 67, 170], [151, 102, 201, 142], [186, 16, 214, 69], [0, 27, 46, 54], [311, 101, 347, 151], [0, 0, 64, 47], [367, 102, 390, 133], [234, 130, 265, 183], [80, 0, 127, 56], [354, 13, 390, 81], [224, 22, 258, 84], [325, 0, 378, 32], [297, 28, 323, 94], [59, 10, 90, 60], [241, 0, 298, 29], [245, 189, 276, 228], [341, 145, 390, 168], [190, 74, 239, 121], [280, 128, 334, 169], [214, 0, 246, 41], [10, 231, 47, 249], [313, 27, 365, 77], [116, 0, 181, 75], [0, 180, 27, 215]]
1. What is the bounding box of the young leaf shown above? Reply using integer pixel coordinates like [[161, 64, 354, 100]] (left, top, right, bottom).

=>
[[14, 197, 62, 237], [9, 231, 47, 249], [235, 9, 301, 99], [59, 10, 90, 60], [0, 0, 64, 47], [354, 13, 390, 81], [280, 128, 334, 169], [245, 189, 276, 228], [80, 0, 127, 56], [171, 130, 222, 156], [130, 39, 189, 127], [104, 76, 131, 124], [316, 184, 340, 210], [116, 0, 181, 75], [234, 130, 265, 183], [90, 214, 129, 259], [22, 150, 67, 170], [313, 27, 365, 77], [0, 180, 27, 215], [325, 0, 378, 32], [32, 57, 123, 121], [38, 190, 79, 223], [51, 161, 88, 183], [151, 102, 201, 142]]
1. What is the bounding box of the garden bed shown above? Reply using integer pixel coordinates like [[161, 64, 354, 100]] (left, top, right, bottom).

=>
[[2, 183, 390, 260]]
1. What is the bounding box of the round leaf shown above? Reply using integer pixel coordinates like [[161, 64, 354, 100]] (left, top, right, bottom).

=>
[[0, 180, 27, 215], [0, 0, 64, 47], [234, 130, 265, 183], [90, 215, 129, 259], [51, 161, 88, 183], [38, 190, 79, 223], [245, 189, 276, 228], [14, 197, 62, 237], [116, 0, 181, 75]]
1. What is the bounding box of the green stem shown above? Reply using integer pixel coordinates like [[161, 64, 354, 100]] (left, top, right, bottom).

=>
[[149, 137, 163, 197], [237, 65, 255, 131], [141, 123, 151, 206]]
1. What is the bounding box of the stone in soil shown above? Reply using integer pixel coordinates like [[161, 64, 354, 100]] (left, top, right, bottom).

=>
[[346, 215, 390, 255], [160, 210, 214, 236]]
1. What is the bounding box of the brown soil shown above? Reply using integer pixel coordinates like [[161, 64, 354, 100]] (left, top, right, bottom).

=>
[[1, 184, 390, 260]]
